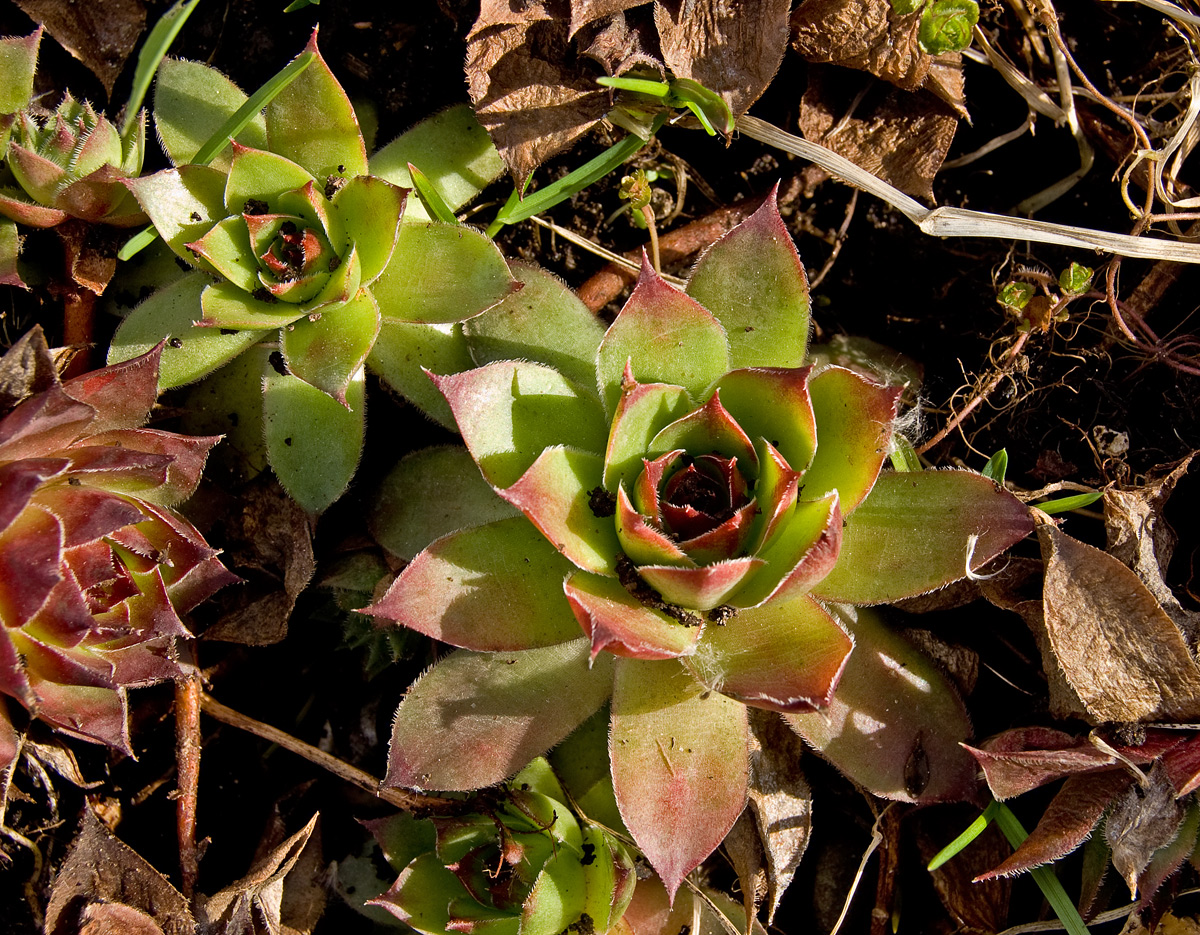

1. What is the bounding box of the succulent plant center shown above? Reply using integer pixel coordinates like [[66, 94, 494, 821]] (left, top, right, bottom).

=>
[[660, 453, 751, 540], [243, 212, 334, 302]]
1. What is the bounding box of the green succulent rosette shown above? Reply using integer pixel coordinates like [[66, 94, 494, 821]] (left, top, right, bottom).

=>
[[364, 192, 1035, 897], [108, 31, 514, 513]]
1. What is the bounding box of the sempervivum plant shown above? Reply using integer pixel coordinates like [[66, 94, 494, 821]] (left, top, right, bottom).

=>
[[0, 328, 236, 771], [364, 192, 1035, 897], [368, 757, 636, 935], [108, 31, 514, 512]]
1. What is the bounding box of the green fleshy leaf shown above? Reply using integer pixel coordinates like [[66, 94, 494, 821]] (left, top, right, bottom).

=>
[[386, 639, 613, 791], [1034, 491, 1102, 515], [153, 57, 268, 170], [648, 393, 758, 477], [784, 605, 978, 803], [610, 657, 749, 899], [263, 363, 364, 513], [464, 261, 606, 398], [432, 361, 607, 490], [0, 218, 24, 288], [109, 272, 269, 388], [602, 380, 692, 493], [686, 193, 809, 369], [372, 220, 515, 324], [711, 368, 816, 477], [265, 32, 367, 180], [369, 445, 518, 561], [179, 344, 270, 483], [579, 824, 636, 933], [731, 493, 840, 608], [224, 146, 316, 213], [918, 0, 979, 53], [332, 174, 407, 284], [126, 165, 228, 269], [187, 216, 258, 292], [368, 321, 473, 428], [982, 449, 1008, 484], [373, 852, 497, 935], [199, 279, 306, 329], [0, 29, 39, 113], [564, 570, 701, 660], [521, 849, 588, 935], [364, 517, 582, 651], [369, 104, 504, 223], [802, 367, 900, 513], [597, 263, 730, 417], [812, 470, 1034, 603], [550, 708, 626, 834], [282, 288, 380, 403], [371, 812, 437, 875]]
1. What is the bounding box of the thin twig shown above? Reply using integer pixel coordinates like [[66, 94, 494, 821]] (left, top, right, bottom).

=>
[[198, 693, 457, 813], [174, 671, 202, 899], [830, 805, 890, 935]]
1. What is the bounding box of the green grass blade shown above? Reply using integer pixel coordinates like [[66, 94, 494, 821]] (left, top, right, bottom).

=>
[[926, 801, 997, 871], [408, 162, 459, 225], [992, 802, 1092, 935], [117, 224, 161, 262], [492, 113, 668, 228], [192, 49, 315, 166], [982, 448, 1008, 484], [1035, 491, 1102, 515], [889, 436, 922, 473], [123, 0, 203, 137]]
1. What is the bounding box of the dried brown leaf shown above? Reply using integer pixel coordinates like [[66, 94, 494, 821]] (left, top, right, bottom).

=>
[[577, 11, 662, 76], [1038, 525, 1200, 722], [746, 710, 812, 924], [467, 2, 611, 188], [0, 325, 58, 412], [569, 0, 647, 37], [654, 0, 790, 116], [790, 0, 929, 90], [915, 806, 1011, 933], [15, 0, 146, 97], [723, 811, 767, 931], [978, 771, 1133, 880], [1106, 763, 1185, 898], [44, 808, 194, 935], [197, 813, 321, 935], [80, 902, 165, 935], [966, 733, 1117, 801], [926, 53, 968, 119], [202, 477, 315, 646], [798, 65, 958, 201]]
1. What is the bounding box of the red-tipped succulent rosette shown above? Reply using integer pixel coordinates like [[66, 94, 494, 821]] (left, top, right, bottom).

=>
[[364, 191, 1035, 900], [0, 329, 236, 769]]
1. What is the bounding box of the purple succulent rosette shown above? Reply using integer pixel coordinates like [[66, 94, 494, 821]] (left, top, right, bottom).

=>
[[0, 329, 237, 769], [364, 191, 1034, 897]]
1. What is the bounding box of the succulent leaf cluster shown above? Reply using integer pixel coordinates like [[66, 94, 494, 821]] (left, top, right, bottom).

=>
[[108, 31, 514, 513], [369, 758, 635, 935], [0, 329, 236, 770], [364, 193, 1035, 896]]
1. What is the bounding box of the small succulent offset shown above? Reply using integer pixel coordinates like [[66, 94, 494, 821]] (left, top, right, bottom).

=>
[[0, 328, 236, 772], [368, 758, 636, 935], [365, 193, 1035, 897], [109, 31, 513, 512]]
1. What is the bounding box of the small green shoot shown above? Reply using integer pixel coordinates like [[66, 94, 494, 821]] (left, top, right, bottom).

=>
[[926, 800, 998, 871], [284, 0, 319, 8], [918, 0, 979, 54], [118, 49, 317, 262], [889, 436, 922, 472], [123, 0, 203, 138], [1058, 262, 1095, 296], [1034, 491, 1103, 515], [598, 75, 734, 136], [407, 162, 459, 225], [997, 281, 1035, 312], [982, 449, 1008, 484]]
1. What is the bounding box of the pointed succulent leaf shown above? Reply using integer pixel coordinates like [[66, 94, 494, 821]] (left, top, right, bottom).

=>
[[186, 216, 259, 292], [78, 429, 217, 506], [785, 605, 977, 802], [0, 219, 23, 288], [263, 364, 364, 513], [731, 493, 841, 608], [747, 440, 800, 552], [0, 187, 67, 227], [385, 639, 613, 791], [465, 261, 606, 396], [108, 274, 269, 389], [331, 174, 407, 284], [61, 341, 162, 432], [198, 279, 309, 329], [0, 28, 40, 113], [125, 165, 228, 269], [282, 288, 380, 403], [432, 361, 607, 489], [369, 321, 474, 428], [373, 852, 491, 935], [615, 485, 692, 567], [812, 471, 1034, 603], [372, 220, 516, 324], [802, 367, 900, 511], [648, 391, 758, 476], [597, 260, 730, 417], [580, 824, 636, 934], [370, 445, 518, 561], [564, 571, 702, 661], [611, 657, 749, 900], [224, 144, 316, 213], [370, 104, 505, 222], [8, 143, 64, 205], [0, 459, 67, 531], [0, 383, 94, 460], [521, 850, 588, 935], [687, 594, 851, 712], [57, 167, 146, 225], [638, 557, 764, 612], [365, 517, 581, 651], [501, 447, 621, 576], [603, 376, 691, 493], [264, 30, 368, 180], [712, 367, 816, 478], [0, 504, 62, 627], [153, 56, 269, 170], [686, 189, 810, 369]]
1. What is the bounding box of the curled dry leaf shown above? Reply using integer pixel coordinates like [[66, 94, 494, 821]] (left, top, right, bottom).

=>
[[14, 0, 145, 96], [791, 0, 930, 90], [1037, 525, 1200, 722], [1106, 763, 1185, 898], [44, 808, 194, 935], [0, 325, 59, 410]]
